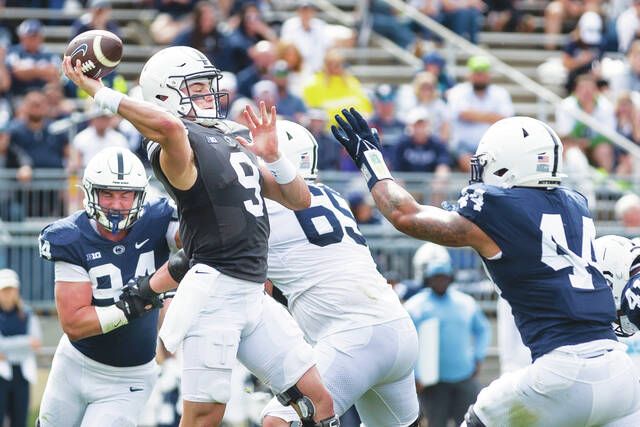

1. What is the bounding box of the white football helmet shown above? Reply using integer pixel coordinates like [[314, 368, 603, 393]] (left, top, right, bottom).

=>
[[594, 235, 640, 336], [276, 120, 318, 180], [470, 116, 566, 188], [412, 242, 452, 282], [139, 46, 228, 126], [82, 147, 148, 233]]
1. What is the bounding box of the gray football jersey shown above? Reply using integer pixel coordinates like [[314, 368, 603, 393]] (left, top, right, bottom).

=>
[[147, 119, 269, 283]]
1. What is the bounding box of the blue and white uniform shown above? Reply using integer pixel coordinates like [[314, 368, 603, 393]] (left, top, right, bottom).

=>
[[261, 183, 419, 427], [37, 199, 179, 427], [621, 273, 640, 332], [457, 184, 640, 427]]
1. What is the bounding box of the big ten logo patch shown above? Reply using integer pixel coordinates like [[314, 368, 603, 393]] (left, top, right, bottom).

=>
[[458, 187, 486, 212]]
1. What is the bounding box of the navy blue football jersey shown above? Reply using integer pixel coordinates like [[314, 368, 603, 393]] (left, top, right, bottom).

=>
[[39, 199, 176, 367], [456, 184, 616, 360], [621, 274, 640, 329]]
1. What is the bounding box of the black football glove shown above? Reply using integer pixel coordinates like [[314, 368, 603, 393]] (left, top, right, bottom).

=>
[[115, 280, 163, 321], [331, 107, 393, 189]]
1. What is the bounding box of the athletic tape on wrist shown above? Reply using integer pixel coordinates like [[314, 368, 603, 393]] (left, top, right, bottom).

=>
[[266, 154, 297, 184], [94, 87, 124, 114], [362, 149, 393, 189], [95, 305, 128, 334]]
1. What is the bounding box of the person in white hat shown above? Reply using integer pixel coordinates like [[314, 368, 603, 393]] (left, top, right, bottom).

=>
[[0, 268, 41, 427]]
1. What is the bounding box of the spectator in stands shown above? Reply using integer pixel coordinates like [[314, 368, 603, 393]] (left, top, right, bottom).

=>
[[149, 0, 197, 44], [348, 192, 382, 225], [447, 55, 513, 172], [226, 2, 278, 73], [270, 60, 307, 122], [9, 91, 68, 169], [369, 84, 405, 162], [422, 51, 455, 96], [250, 79, 277, 111], [236, 40, 276, 98], [393, 108, 451, 175], [368, 0, 416, 48], [544, 0, 598, 50], [440, 0, 485, 44], [408, 0, 445, 42], [280, 1, 330, 74], [172, 0, 232, 72], [71, 0, 121, 38], [0, 124, 32, 221], [484, 0, 534, 32], [6, 19, 60, 97], [69, 106, 129, 171], [411, 72, 452, 142], [609, 39, 640, 99], [616, 0, 640, 53], [555, 73, 616, 172], [303, 49, 373, 128], [615, 193, 640, 228], [0, 41, 11, 128], [276, 41, 307, 96], [306, 108, 341, 171], [0, 269, 41, 427], [562, 11, 605, 93], [612, 92, 640, 176], [43, 82, 74, 121], [404, 252, 490, 427]]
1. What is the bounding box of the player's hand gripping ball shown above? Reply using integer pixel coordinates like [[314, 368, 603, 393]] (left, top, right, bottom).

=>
[[64, 30, 123, 79]]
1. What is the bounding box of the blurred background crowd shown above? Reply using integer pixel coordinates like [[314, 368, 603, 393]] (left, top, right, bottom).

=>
[[3, 0, 640, 425]]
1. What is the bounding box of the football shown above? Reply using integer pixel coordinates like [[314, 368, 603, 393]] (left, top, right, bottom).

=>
[[64, 30, 123, 79]]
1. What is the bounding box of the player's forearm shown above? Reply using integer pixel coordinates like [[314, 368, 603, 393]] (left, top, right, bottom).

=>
[[276, 175, 311, 210], [148, 263, 179, 294], [371, 180, 473, 246], [60, 307, 106, 341], [116, 96, 186, 144]]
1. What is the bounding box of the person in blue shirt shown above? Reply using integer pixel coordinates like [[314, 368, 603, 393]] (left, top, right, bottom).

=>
[[405, 248, 490, 427], [393, 108, 451, 173], [5, 19, 60, 97], [332, 108, 640, 427], [0, 269, 41, 427]]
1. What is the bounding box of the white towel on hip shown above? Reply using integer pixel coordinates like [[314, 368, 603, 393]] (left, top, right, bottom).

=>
[[159, 263, 220, 353]]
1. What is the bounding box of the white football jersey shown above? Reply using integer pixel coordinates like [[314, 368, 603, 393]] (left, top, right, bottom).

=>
[[266, 183, 408, 344]]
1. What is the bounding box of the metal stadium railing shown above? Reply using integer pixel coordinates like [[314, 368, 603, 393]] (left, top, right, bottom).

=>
[[0, 168, 636, 308]]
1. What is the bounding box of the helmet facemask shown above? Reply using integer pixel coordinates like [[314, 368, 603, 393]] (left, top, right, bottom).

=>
[[82, 147, 149, 235], [165, 73, 229, 126]]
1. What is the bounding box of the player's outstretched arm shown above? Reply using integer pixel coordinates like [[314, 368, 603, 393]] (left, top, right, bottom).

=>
[[236, 102, 311, 210], [62, 57, 194, 189], [332, 108, 499, 258]]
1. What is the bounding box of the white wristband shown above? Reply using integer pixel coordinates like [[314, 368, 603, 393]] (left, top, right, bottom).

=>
[[94, 87, 124, 114], [266, 154, 297, 184], [95, 305, 128, 334]]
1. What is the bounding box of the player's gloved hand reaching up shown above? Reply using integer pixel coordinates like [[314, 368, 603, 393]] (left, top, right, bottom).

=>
[[331, 108, 393, 189], [116, 277, 163, 321]]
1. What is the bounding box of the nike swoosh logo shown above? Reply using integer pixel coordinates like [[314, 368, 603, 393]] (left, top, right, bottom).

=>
[[70, 43, 88, 58], [129, 387, 144, 392], [135, 239, 149, 249]]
